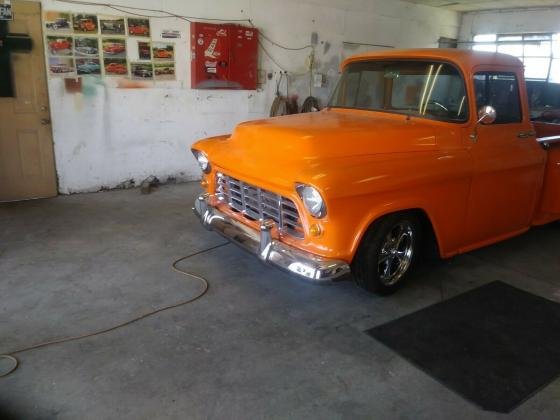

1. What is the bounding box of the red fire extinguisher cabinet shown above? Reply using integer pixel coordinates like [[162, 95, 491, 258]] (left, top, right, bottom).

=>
[[190, 22, 258, 90]]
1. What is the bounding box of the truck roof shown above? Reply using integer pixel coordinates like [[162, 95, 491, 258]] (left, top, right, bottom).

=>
[[342, 48, 523, 71]]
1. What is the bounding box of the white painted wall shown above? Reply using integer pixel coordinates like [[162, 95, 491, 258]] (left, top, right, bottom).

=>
[[459, 7, 560, 41], [40, 0, 460, 193]]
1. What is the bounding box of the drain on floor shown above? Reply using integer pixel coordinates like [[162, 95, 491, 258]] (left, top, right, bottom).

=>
[[366, 281, 560, 413]]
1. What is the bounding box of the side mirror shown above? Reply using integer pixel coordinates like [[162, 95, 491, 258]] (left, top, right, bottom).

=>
[[470, 105, 497, 143], [477, 105, 497, 125]]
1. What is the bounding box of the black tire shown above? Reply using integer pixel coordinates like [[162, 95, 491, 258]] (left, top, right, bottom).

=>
[[352, 212, 421, 295]]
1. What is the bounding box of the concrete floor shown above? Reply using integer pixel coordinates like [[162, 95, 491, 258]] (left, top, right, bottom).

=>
[[1, 182, 559, 419]]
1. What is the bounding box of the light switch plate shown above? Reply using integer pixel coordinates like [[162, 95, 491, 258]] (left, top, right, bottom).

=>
[[313, 73, 324, 88]]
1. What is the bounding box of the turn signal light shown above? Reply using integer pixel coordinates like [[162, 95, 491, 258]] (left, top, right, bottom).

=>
[[309, 223, 322, 237]]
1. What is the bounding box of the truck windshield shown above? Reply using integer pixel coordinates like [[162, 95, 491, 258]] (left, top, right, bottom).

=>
[[329, 60, 468, 123]]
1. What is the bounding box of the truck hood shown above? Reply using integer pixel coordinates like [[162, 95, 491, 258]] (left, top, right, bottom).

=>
[[194, 109, 439, 188]]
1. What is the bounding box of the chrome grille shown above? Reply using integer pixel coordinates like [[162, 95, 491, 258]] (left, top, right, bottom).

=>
[[216, 173, 304, 238]]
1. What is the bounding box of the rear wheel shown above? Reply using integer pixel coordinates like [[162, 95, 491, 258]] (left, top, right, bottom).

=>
[[352, 213, 421, 295]]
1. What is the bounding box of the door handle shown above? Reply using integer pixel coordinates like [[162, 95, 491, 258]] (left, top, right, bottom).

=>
[[517, 130, 535, 139], [40, 118, 51, 125]]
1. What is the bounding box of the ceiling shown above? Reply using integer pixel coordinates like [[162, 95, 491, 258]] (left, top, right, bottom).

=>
[[403, 0, 560, 12]]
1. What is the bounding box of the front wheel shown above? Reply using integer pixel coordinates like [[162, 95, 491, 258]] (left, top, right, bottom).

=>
[[352, 213, 421, 295]]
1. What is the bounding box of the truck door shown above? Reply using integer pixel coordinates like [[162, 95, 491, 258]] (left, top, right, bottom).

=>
[[464, 69, 546, 246]]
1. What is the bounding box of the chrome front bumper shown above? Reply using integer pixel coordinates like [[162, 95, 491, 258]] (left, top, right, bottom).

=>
[[192, 194, 351, 282]]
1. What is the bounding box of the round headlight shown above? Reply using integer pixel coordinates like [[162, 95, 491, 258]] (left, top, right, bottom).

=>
[[296, 184, 326, 218], [192, 149, 211, 173]]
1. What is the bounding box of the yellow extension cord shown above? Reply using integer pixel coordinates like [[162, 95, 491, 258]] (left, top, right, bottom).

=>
[[0, 242, 229, 378]]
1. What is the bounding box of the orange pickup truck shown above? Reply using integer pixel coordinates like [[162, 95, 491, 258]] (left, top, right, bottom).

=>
[[192, 49, 560, 294]]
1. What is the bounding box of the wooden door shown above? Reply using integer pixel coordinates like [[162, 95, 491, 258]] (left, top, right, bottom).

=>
[[0, 0, 57, 202]]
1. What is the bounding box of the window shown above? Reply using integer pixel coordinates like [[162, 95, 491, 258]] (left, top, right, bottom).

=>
[[329, 60, 468, 123], [472, 33, 560, 82], [474, 72, 522, 124]]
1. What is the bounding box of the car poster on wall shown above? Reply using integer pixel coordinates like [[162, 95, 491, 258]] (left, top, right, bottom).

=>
[[72, 13, 98, 34], [48, 56, 76, 77], [131, 62, 153, 80], [138, 41, 151, 60], [130, 62, 154, 80], [44, 11, 72, 32], [152, 42, 174, 61], [76, 58, 101, 75], [46, 35, 73, 56], [104, 58, 128, 76], [127, 18, 150, 37], [99, 16, 125, 35], [74, 37, 99, 57], [154, 62, 175, 81], [161, 29, 180, 39], [102, 38, 126, 59]]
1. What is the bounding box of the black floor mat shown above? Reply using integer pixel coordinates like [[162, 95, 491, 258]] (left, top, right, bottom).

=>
[[367, 281, 560, 413]]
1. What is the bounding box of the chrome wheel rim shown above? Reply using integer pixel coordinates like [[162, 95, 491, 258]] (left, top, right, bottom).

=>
[[377, 222, 414, 286]]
